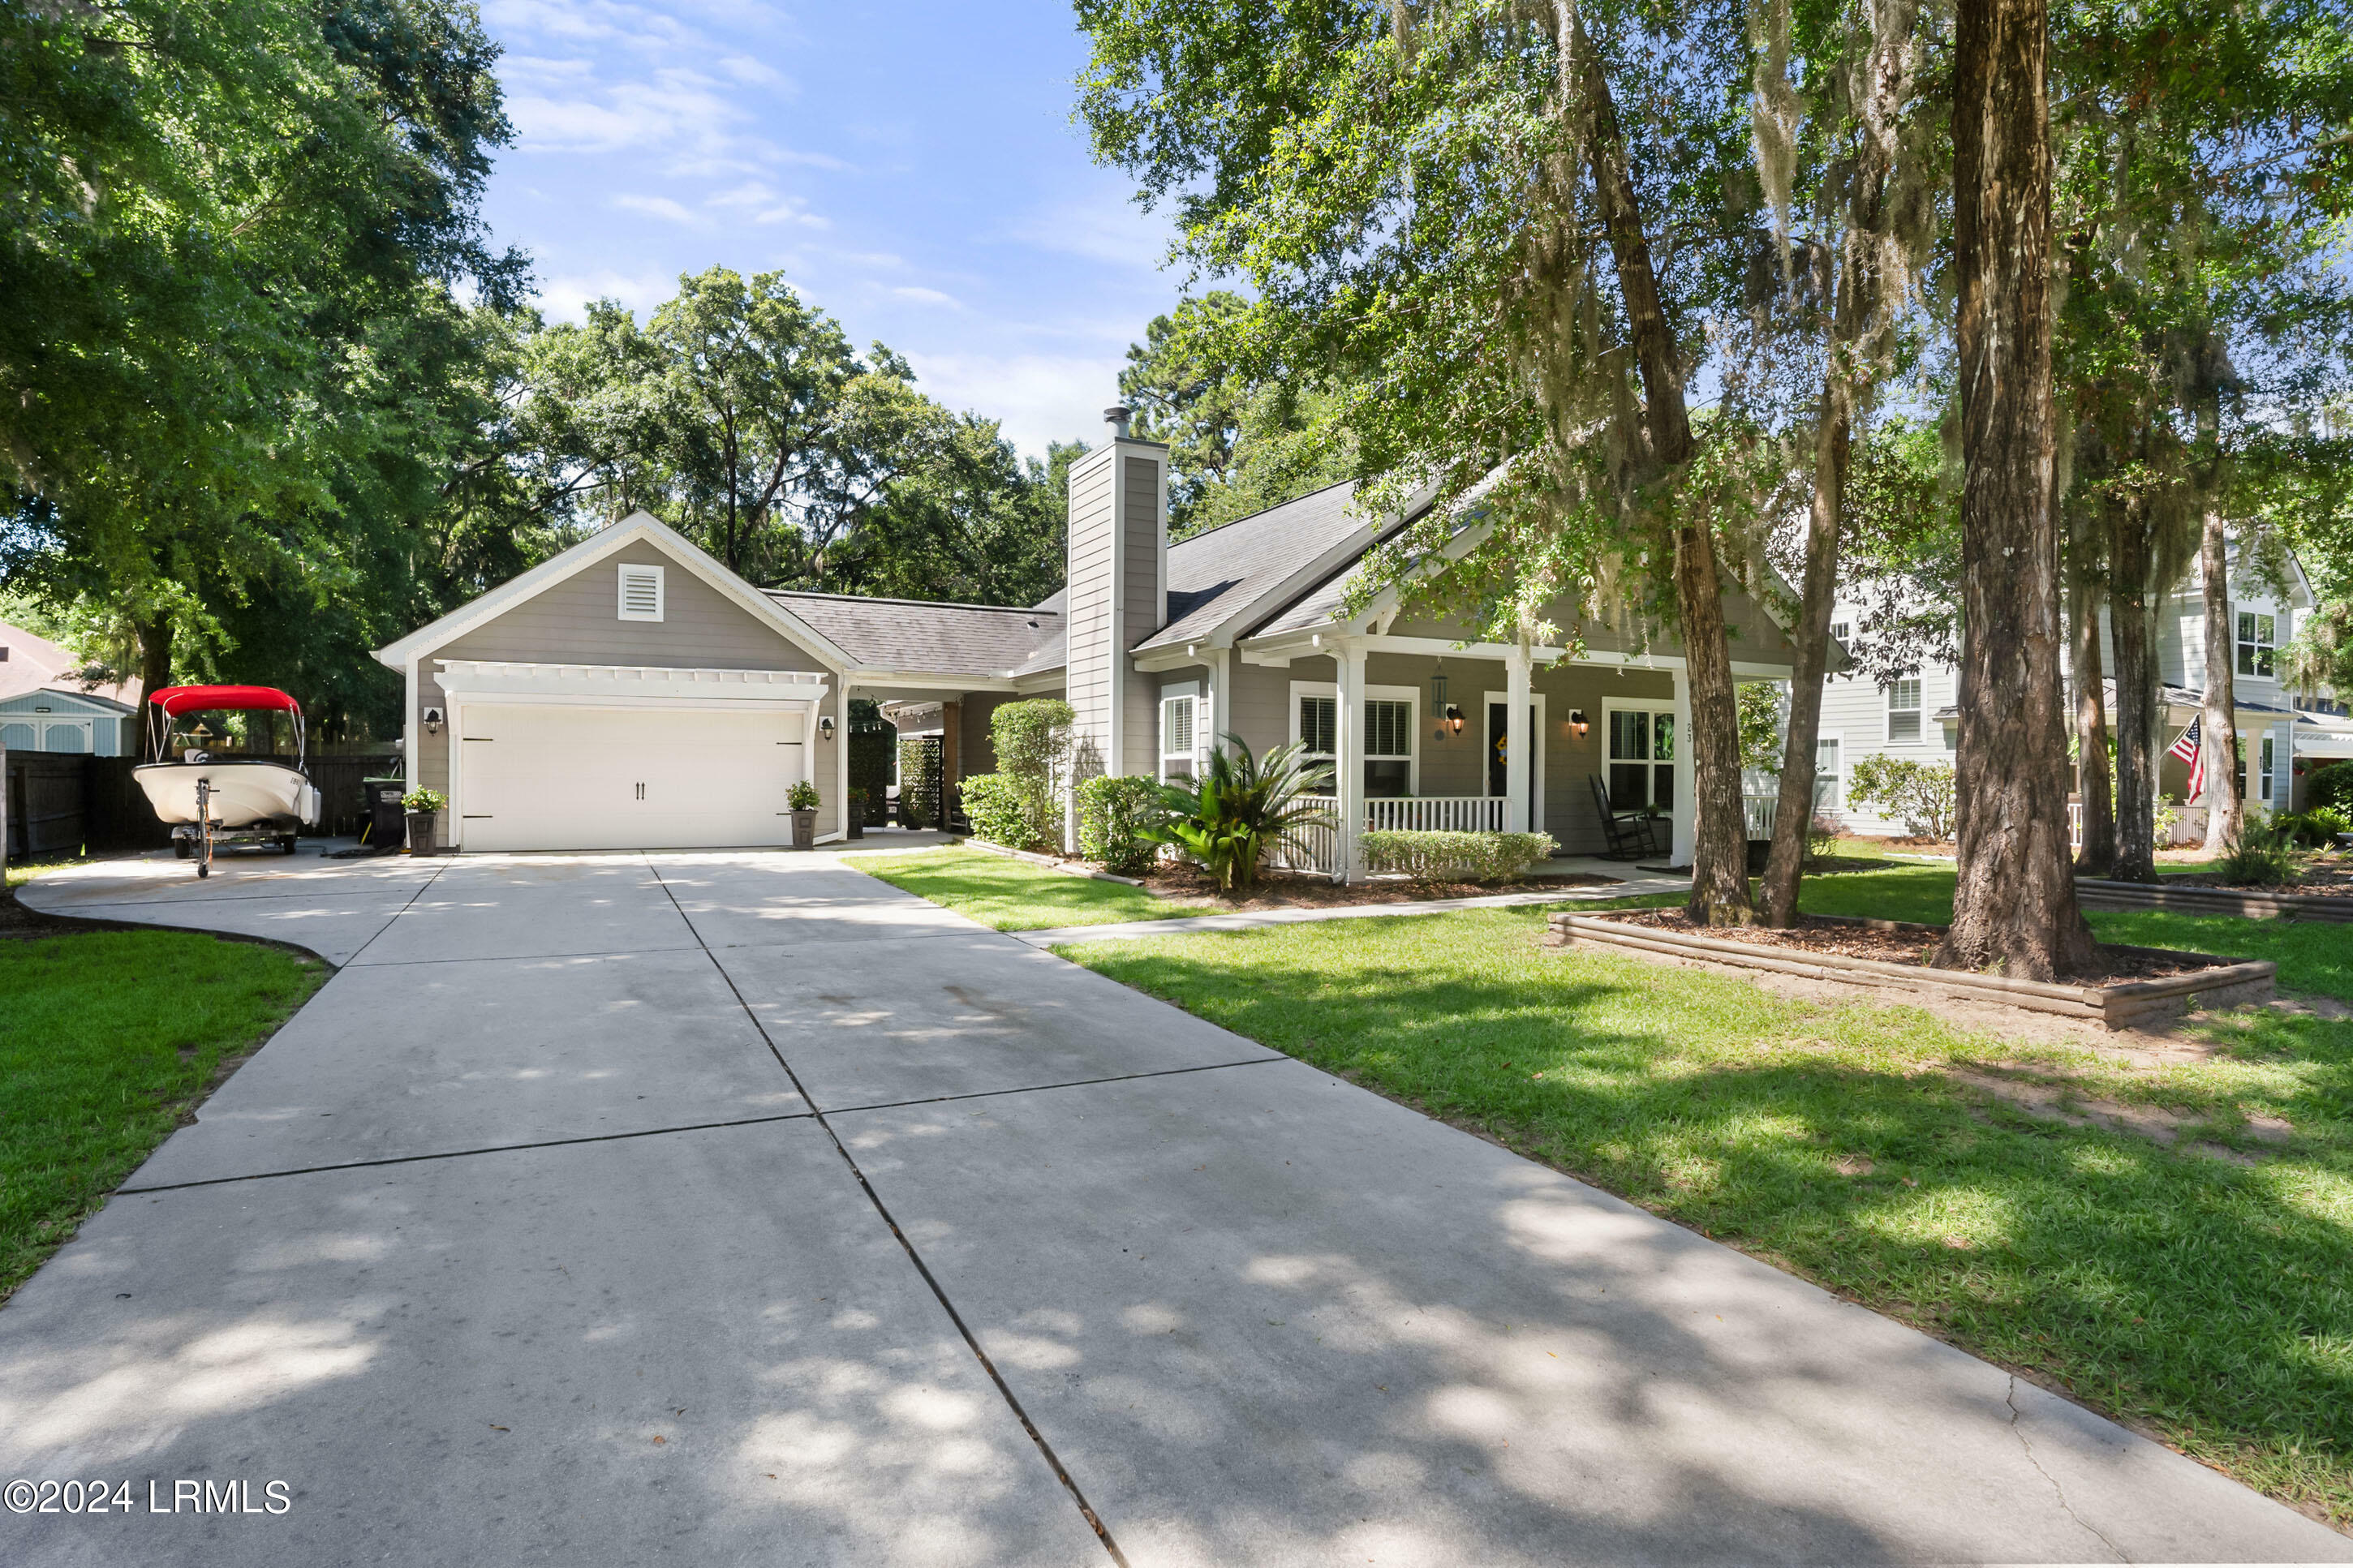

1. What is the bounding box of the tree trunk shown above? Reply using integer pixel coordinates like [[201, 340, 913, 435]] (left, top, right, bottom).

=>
[[1937, 0, 2097, 977], [2198, 511, 2242, 852], [2068, 574, 2115, 875], [1567, 4, 1751, 922], [135, 616, 173, 710], [2107, 500, 2158, 881], [1762, 389, 1848, 926]]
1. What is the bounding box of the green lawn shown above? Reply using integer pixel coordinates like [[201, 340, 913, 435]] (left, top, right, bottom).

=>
[[853, 847, 1199, 929], [1, 927, 324, 1300]]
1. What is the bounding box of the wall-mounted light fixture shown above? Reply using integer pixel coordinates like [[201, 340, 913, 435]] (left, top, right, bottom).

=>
[[818, 715, 837, 741], [1443, 703, 1464, 735], [423, 707, 444, 736], [1567, 708, 1589, 739]]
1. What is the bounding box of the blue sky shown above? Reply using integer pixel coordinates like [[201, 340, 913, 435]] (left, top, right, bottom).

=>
[[479, 0, 1187, 458]]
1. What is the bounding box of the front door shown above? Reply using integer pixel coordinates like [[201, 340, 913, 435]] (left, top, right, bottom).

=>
[[1486, 700, 1538, 827]]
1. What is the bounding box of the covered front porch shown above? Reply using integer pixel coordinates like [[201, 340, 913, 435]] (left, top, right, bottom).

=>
[[1145, 629, 1797, 882]]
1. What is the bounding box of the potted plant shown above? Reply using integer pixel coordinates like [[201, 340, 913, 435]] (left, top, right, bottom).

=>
[[845, 786, 866, 840], [787, 780, 820, 850], [402, 788, 447, 856]]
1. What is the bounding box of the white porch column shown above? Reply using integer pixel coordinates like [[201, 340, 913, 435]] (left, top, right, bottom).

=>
[[1670, 666, 1694, 866], [1336, 640, 1366, 882], [1504, 645, 1533, 834], [1207, 647, 1231, 767]]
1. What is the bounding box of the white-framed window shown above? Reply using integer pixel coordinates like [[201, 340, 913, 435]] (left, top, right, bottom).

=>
[[618, 563, 665, 622], [2260, 732, 2277, 806], [1160, 693, 1198, 782], [2238, 610, 2276, 677], [1603, 700, 1675, 812], [1828, 620, 1850, 644], [1885, 678, 1922, 744], [1288, 681, 1417, 796], [1814, 735, 1843, 810]]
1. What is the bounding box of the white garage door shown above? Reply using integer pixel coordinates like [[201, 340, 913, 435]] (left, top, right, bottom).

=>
[[458, 704, 808, 851]]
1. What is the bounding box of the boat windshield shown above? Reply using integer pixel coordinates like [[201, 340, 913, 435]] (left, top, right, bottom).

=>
[[165, 708, 298, 763]]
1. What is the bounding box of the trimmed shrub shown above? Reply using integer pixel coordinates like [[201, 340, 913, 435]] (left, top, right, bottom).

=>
[[1848, 755, 1958, 840], [985, 699, 1073, 847], [959, 772, 1049, 850], [1361, 829, 1555, 882], [1078, 775, 1163, 874], [2307, 760, 2353, 816], [2276, 805, 2351, 849]]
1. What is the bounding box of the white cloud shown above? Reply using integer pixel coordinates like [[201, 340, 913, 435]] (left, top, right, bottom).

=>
[[704, 181, 828, 228], [890, 286, 961, 308], [1009, 196, 1176, 273], [716, 52, 788, 87], [539, 268, 679, 322], [906, 352, 1129, 459], [611, 193, 702, 226]]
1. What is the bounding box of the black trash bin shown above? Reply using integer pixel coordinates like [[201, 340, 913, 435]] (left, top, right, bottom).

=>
[[362, 777, 407, 853]]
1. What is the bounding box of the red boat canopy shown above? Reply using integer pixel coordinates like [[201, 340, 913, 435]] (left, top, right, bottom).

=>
[[150, 685, 303, 717]]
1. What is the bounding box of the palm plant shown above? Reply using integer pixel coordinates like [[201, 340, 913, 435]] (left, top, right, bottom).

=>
[[1151, 734, 1336, 894]]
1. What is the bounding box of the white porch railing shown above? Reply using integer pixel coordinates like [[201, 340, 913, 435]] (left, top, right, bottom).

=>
[[1366, 795, 1505, 833], [1271, 798, 1342, 874], [1744, 794, 1777, 840]]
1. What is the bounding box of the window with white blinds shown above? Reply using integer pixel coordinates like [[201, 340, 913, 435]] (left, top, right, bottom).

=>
[[617, 563, 665, 622], [1160, 694, 1198, 781], [1297, 694, 1336, 758], [1886, 678, 1921, 743]]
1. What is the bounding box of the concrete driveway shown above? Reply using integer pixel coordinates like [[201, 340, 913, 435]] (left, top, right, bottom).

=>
[[6, 846, 2346, 1565]]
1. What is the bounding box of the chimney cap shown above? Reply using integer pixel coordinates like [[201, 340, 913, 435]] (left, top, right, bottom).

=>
[[1103, 403, 1133, 439]]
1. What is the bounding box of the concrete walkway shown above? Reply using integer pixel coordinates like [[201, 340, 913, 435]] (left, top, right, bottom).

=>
[[6, 847, 2344, 1565]]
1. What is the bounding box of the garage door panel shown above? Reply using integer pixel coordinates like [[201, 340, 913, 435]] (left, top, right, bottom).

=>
[[461, 705, 808, 852]]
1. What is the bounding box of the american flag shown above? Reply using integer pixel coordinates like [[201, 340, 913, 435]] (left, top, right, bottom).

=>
[[2167, 715, 2206, 800]]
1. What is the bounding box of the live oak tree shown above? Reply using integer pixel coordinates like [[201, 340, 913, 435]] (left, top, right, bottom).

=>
[[1078, 0, 1769, 922], [1753, 0, 1942, 926], [1939, 0, 2099, 976], [1, 0, 524, 728]]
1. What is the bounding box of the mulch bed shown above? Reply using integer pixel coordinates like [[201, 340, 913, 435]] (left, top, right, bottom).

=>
[[0, 891, 84, 940], [1125, 862, 1614, 913], [1605, 909, 2222, 982], [2168, 857, 2353, 899]]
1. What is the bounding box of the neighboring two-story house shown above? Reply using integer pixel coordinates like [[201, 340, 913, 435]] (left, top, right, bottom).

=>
[[1819, 539, 2336, 837]]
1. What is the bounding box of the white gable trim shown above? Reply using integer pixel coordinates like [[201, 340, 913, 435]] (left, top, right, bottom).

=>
[[372, 512, 858, 672]]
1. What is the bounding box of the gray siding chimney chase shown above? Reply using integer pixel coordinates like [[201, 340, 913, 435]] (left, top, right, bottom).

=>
[[1063, 404, 1168, 795]]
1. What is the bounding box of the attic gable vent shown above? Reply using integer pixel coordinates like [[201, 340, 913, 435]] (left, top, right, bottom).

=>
[[617, 564, 665, 623]]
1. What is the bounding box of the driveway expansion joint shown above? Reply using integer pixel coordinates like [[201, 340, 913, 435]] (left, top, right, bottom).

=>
[[644, 853, 1130, 1566], [112, 1110, 822, 1194], [822, 1054, 1288, 1118]]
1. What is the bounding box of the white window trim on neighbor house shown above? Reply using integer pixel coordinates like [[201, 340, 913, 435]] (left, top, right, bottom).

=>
[[1815, 732, 1843, 810], [617, 563, 665, 623], [2238, 609, 2277, 678], [1886, 678, 1923, 744], [1290, 681, 1421, 796], [1159, 690, 1199, 781]]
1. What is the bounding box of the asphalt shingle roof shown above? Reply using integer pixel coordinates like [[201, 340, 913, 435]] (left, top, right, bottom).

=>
[[1138, 483, 1370, 651], [764, 591, 1060, 678]]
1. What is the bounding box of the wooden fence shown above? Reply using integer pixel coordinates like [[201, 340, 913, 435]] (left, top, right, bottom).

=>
[[2, 751, 398, 861]]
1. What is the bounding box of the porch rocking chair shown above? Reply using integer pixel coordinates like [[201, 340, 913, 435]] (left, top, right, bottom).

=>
[[1588, 774, 1665, 861]]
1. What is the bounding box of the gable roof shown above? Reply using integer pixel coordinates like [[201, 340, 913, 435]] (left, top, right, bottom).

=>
[[764, 591, 1061, 679], [373, 512, 859, 672], [0, 619, 139, 707]]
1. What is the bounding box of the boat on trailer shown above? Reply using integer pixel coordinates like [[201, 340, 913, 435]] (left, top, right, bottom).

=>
[[133, 685, 322, 878]]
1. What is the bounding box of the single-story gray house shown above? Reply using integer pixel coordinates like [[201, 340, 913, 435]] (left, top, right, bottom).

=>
[[376, 406, 1806, 874]]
